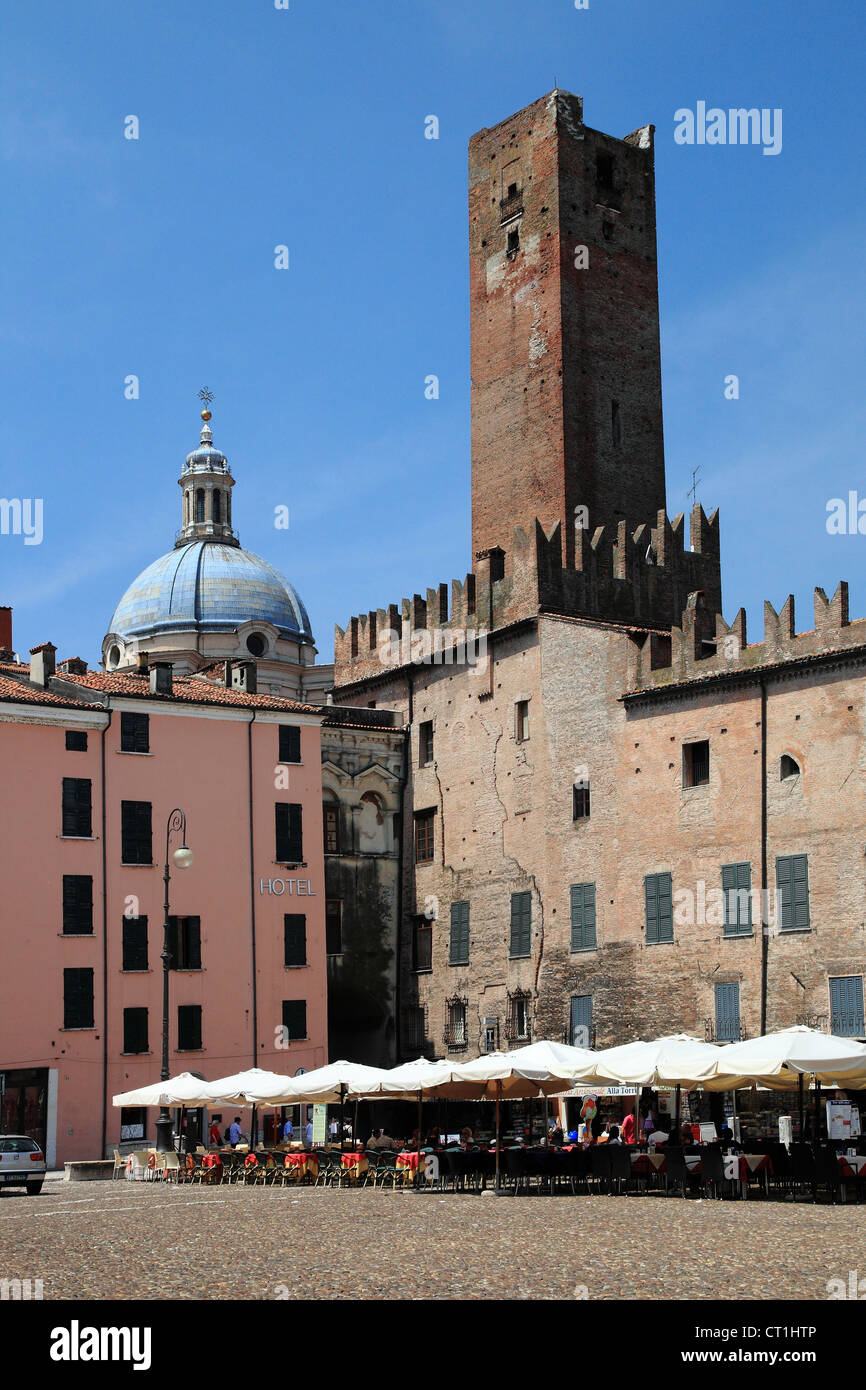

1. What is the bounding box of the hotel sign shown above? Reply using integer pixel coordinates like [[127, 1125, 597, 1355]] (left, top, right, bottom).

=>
[[259, 878, 317, 896]]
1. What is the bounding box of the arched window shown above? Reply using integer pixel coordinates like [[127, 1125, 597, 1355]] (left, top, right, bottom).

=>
[[780, 754, 801, 780], [195, 488, 205, 523], [184, 491, 189, 525], [212, 490, 221, 523]]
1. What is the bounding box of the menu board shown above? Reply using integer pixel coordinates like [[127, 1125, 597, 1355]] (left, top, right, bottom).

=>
[[827, 1101, 861, 1140], [312, 1103, 328, 1145]]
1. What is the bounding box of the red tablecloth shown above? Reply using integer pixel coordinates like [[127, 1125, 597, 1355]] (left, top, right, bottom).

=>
[[283, 1152, 318, 1179], [341, 1153, 369, 1179], [838, 1154, 866, 1179]]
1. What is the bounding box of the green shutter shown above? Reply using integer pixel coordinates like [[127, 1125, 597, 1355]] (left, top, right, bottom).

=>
[[646, 873, 672, 943], [722, 862, 751, 936], [777, 854, 810, 932], [510, 892, 532, 957], [570, 883, 597, 951], [449, 901, 470, 965], [830, 977, 864, 1037], [715, 982, 740, 1041]]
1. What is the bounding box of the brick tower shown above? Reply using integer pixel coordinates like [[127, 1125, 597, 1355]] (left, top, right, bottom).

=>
[[470, 90, 667, 568]]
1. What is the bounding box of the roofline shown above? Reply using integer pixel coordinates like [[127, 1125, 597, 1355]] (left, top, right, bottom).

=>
[[621, 643, 866, 707]]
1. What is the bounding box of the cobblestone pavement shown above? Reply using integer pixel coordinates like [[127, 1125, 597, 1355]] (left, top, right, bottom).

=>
[[1, 1182, 864, 1300]]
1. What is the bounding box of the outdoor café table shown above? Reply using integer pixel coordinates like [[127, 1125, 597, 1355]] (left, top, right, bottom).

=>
[[283, 1151, 318, 1182], [340, 1152, 369, 1182], [395, 1151, 422, 1185], [838, 1154, 866, 1179], [738, 1152, 772, 1198]]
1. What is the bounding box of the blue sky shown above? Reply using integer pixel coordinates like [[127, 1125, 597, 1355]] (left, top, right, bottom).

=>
[[1, 0, 863, 665]]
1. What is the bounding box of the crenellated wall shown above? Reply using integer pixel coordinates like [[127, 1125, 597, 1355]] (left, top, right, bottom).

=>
[[333, 501, 722, 690], [626, 582, 864, 693]]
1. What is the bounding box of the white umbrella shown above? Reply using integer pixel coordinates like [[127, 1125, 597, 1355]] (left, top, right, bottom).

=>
[[573, 1033, 741, 1144], [198, 1068, 298, 1105], [502, 1039, 601, 1079], [702, 1026, 866, 1092], [112, 1071, 214, 1108], [447, 1052, 575, 1188], [245, 1060, 392, 1105], [574, 1034, 733, 1088]]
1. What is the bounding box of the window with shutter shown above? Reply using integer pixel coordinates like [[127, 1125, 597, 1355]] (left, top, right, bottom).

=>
[[177, 1004, 202, 1051], [278, 725, 301, 764], [282, 999, 307, 1041], [284, 914, 307, 967], [645, 872, 673, 943], [449, 901, 470, 965], [62, 875, 93, 934], [721, 862, 752, 936], [413, 918, 433, 972], [120, 712, 149, 753], [570, 883, 597, 951], [62, 778, 92, 837], [419, 721, 434, 766], [275, 803, 303, 863], [121, 800, 152, 864], [714, 982, 740, 1042], [167, 916, 201, 970], [776, 854, 810, 931], [323, 802, 340, 855], [570, 995, 592, 1048], [63, 968, 94, 1029], [122, 916, 148, 971], [65, 730, 87, 752], [123, 1007, 148, 1054], [325, 900, 343, 955], [509, 891, 532, 958], [830, 977, 864, 1037], [414, 809, 436, 863]]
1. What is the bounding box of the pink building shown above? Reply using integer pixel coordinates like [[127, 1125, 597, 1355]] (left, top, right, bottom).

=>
[[0, 411, 334, 1165]]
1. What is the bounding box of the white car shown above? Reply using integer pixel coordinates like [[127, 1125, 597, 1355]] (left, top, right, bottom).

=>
[[0, 1136, 46, 1194]]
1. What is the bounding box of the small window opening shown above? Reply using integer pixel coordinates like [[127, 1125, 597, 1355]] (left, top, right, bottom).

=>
[[683, 740, 710, 788], [506, 227, 520, 259], [780, 754, 801, 780]]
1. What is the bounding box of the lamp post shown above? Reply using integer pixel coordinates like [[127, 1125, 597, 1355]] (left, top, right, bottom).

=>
[[155, 809, 194, 1154]]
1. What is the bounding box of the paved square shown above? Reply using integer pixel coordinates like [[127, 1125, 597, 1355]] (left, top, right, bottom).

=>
[[2, 1180, 865, 1300]]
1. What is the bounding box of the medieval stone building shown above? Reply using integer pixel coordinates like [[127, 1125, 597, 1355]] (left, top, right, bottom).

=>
[[330, 90, 866, 1063]]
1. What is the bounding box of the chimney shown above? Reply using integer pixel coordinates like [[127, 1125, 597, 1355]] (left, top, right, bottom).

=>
[[29, 642, 57, 687], [149, 663, 173, 695], [0, 607, 11, 654], [224, 660, 233, 688], [135, 652, 149, 676], [231, 661, 257, 695], [57, 657, 88, 676]]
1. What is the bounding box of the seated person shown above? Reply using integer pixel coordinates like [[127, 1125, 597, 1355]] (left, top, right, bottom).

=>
[[459, 1127, 474, 1149], [549, 1124, 565, 1147], [366, 1128, 384, 1151], [719, 1126, 742, 1152], [607, 1124, 622, 1145]]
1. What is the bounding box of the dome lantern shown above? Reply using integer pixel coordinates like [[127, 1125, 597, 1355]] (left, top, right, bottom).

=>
[[176, 391, 238, 549]]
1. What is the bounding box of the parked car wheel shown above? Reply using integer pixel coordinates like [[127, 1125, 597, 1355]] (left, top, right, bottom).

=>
[[26, 1182, 43, 1196]]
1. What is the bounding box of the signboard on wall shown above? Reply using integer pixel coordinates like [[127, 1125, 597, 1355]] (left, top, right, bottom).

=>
[[312, 1104, 327, 1145]]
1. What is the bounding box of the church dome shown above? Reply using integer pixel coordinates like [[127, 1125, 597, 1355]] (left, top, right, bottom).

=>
[[107, 541, 313, 645], [102, 401, 316, 677]]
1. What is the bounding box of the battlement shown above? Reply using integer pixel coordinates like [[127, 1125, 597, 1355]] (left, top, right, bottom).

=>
[[626, 582, 864, 694], [333, 502, 722, 688]]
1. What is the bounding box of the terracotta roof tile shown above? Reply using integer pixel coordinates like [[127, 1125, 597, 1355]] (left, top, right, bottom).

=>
[[0, 674, 105, 710], [66, 670, 320, 714]]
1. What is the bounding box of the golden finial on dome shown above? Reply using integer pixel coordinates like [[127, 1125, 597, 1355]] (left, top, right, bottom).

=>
[[197, 386, 215, 422]]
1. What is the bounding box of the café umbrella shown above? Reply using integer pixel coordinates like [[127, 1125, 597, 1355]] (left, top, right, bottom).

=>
[[198, 1068, 301, 1148], [112, 1071, 214, 1108], [572, 1034, 739, 1142], [448, 1051, 575, 1188], [701, 1025, 866, 1137], [243, 1060, 393, 1149]]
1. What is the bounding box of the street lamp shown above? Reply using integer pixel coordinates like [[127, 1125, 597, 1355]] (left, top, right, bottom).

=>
[[155, 808, 194, 1154]]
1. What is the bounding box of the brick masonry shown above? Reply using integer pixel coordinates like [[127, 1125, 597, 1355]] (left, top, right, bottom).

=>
[[330, 90, 866, 1063]]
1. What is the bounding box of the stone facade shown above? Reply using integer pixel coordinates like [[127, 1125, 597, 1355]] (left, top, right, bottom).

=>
[[330, 90, 866, 1062], [320, 706, 406, 1067]]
